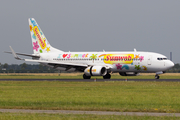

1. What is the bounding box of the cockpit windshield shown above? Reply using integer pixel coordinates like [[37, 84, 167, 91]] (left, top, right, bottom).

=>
[[157, 58, 168, 60]]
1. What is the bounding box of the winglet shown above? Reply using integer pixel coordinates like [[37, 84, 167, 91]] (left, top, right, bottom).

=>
[[134, 48, 137, 52], [9, 46, 23, 60]]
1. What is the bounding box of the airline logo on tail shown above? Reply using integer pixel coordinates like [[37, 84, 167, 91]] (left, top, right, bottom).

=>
[[29, 18, 46, 50], [33, 26, 46, 49]]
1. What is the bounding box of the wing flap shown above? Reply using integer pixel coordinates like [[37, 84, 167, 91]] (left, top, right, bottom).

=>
[[25, 59, 88, 68]]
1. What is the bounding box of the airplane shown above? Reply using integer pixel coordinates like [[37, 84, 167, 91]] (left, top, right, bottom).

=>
[[5, 18, 174, 79]]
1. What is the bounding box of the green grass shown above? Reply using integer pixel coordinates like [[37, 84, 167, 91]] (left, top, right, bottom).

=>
[[0, 113, 179, 120], [0, 81, 180, 113]]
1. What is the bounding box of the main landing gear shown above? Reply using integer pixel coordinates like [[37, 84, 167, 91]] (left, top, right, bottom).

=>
[[103, 73, 111, 79], [83, 73, 111, 79], [155, 74, 160, 79], [83, 74, 91, 79]]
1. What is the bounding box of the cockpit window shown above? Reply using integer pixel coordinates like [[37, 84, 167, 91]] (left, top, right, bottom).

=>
[[157, 58, 168, 60]]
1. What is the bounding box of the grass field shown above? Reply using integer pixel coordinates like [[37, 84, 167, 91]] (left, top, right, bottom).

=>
[[0, 81, 179, 113], [0, 74, 180, 119], [0, 73, 180, 79]]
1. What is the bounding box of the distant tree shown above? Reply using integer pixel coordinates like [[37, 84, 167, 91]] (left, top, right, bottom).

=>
[[21, 63, 27, 70], [3, 63, 8, 69], [39, 64, 43, 70], [9, 69, 14, 73]]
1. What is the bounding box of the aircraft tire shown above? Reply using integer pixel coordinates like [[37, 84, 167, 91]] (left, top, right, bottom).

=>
[[103, 73, 111, 79], [83, 74, 91, 79], [155, 75, 160, 79]]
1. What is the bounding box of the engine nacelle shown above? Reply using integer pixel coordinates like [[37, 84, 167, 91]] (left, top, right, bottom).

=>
[[119, 72, 139, 76], [84, 66, 107, 76]]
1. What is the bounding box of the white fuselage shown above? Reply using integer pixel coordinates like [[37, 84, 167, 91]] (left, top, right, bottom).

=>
[[39, 51, 174, 73]]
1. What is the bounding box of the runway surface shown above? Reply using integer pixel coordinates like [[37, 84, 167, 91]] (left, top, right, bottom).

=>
[[0, 79, 180, 82], [0, 109, 179, 117]]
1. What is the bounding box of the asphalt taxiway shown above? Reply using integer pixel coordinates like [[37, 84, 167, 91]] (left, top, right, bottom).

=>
[[0, 79, 179, 81], [0, 109, 179, 117]]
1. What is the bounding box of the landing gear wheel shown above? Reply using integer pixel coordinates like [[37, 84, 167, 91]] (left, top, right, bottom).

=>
[[103, 73, 111, 79], [83, 74, 91, 79], [155, 75, 160, 79]]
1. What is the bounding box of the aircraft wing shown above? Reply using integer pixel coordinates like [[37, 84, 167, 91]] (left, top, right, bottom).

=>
[[6, 46, 111, 72], [25, 59, 88, 71], [6, 46, 88, 71], [25, 59, 87, 67]]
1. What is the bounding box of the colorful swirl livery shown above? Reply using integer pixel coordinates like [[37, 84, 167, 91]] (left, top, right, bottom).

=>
[[6, 18, 174, 79]]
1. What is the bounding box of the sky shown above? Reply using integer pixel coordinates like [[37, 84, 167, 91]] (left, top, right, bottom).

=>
[[0, 0, 180, 64]]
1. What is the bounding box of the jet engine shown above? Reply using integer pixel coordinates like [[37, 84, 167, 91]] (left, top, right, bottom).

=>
[[119, 72, 139, 76], [84, 66, 107, 76]]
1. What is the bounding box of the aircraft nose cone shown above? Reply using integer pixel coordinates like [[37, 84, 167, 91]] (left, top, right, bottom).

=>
[[166, 61, 174, 69]]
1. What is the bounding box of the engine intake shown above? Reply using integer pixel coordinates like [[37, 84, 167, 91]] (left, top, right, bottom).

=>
[[84, 66, 107, 76]]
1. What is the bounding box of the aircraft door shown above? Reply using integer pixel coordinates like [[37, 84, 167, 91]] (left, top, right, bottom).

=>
[[147, 55, 152, 65]]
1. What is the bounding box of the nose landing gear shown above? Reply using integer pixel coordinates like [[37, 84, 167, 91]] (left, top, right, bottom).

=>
[[155, 71, 165, 79], [155, 75, 160, 79]]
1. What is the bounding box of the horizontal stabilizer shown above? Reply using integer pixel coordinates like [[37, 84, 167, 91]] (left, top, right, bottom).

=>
[[4, 51, 40, 58]]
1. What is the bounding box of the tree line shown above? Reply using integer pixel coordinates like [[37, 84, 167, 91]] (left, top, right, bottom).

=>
[[0, 63, 179, 73], [0, 63, 58, 73]]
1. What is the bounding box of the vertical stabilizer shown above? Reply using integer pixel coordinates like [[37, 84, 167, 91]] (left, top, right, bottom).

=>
[[28, 18, 63, 54]]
